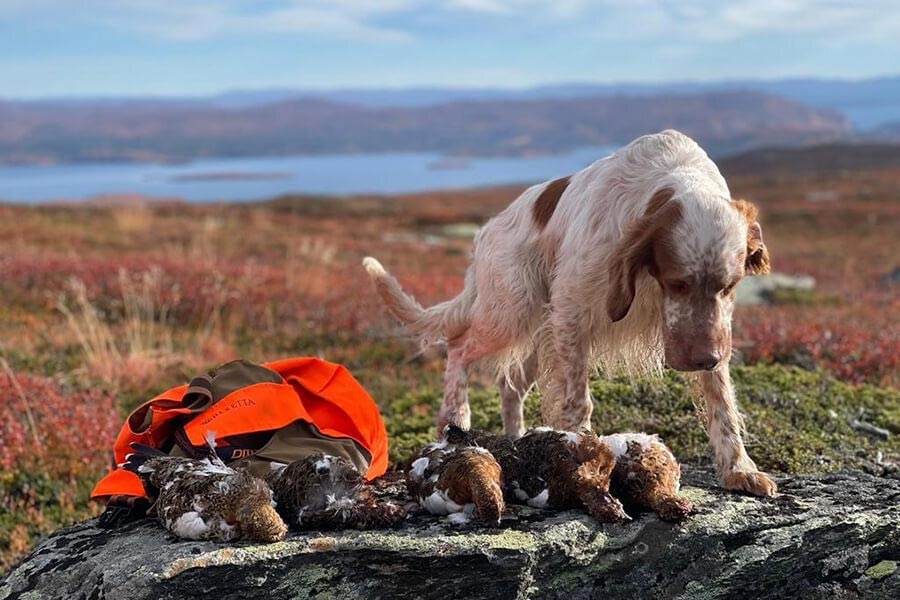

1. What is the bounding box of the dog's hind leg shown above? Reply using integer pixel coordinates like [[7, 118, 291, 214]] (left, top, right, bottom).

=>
[[498, 351, 538, 438], [438, 241, 546, 436], [439, 338, 473, 434], [438, 326, 518, 436]]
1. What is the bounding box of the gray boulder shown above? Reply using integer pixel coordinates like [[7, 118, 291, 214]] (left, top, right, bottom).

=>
[[882, 266, 900, 284], [2, 468, 898, 600], [735, 272, 816, 305]]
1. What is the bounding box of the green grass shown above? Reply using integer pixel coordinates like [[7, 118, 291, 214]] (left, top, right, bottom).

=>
[[0, 470, 102, 572]]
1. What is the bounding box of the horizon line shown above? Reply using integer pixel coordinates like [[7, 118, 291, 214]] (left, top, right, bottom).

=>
[[4, 72, 900, 103]]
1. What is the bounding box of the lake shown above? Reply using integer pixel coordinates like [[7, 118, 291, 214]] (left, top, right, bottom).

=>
[[0, 147, 615, 203]]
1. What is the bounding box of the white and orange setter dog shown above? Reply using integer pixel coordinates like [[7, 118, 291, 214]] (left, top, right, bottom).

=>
[[364, 130, 776, 496]]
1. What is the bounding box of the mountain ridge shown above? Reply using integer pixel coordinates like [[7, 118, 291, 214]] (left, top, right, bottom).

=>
[[0, 89, 850, 165]]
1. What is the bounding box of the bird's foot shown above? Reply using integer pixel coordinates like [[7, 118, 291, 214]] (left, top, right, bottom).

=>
[[651, 493, 696, 521], [580, 487, 631, 523]]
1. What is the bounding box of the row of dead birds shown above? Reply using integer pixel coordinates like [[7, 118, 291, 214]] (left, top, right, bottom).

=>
[[126, 426, 696, 543]]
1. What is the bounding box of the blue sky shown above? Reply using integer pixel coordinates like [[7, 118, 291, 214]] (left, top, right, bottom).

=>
[[2, 0, 899, 98]]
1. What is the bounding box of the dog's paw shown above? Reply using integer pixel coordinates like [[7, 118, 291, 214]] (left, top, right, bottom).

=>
[[723, 470, 778, 497]]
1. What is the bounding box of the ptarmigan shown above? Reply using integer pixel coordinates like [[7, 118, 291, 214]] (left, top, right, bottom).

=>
[[601, 432, 695, 521], [433, 426, 693, 523], [124, 436, 287, 542], [406, 429, 504, 525], [459, 426, 630, 523], [266, 453, 406, 530]]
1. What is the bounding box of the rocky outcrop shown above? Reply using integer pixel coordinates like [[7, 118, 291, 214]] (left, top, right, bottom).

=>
[[734, 272, 816, 305], [2, 468, 898, 600]]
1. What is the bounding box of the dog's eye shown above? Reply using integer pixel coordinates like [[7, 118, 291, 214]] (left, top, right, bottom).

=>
[[667, 281, 690, 295]]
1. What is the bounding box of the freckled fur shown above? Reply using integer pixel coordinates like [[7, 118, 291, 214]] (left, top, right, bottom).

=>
[[365, 129, 777, 497]]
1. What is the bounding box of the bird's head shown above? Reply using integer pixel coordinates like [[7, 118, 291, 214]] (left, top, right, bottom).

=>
[[238, 477, 288, 542]]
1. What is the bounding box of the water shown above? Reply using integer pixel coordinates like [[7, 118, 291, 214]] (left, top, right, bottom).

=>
[[0, 146, 615, 203], [839, 104, 900, 131]]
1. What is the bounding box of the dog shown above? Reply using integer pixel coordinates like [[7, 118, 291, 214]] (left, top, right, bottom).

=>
[[364, 130, 776, 497]]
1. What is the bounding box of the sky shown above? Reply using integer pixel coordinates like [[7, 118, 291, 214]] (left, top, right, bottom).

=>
[[1, 0, 899, 98]]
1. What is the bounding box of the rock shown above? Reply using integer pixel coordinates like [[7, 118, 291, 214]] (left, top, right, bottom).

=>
[[440, 223, 481, 238], [734, 272, 816, 305], [2, 468, 898, 600], [881, 266, 900, 284]]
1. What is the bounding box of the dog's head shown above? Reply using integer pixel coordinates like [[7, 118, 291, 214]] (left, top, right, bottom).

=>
[[606, 188, 769, 372]]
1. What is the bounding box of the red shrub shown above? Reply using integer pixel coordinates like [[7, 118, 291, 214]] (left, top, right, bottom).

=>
[[735, 305, 900, 387], [0, 369, 119, 477]]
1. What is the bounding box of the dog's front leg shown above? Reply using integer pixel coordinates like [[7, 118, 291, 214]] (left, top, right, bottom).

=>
[[543, 307, 593, 431], [692, 366, 777, 497]]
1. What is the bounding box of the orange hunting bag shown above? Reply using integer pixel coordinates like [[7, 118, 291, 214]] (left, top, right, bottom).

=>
[[91, 357, 389, 502]]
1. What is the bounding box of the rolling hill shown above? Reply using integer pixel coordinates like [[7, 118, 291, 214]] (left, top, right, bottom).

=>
[[0, 90, 849, 165]]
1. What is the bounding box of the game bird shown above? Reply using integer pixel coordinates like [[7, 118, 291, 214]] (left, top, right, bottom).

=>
[[266, 453, 407, 530], [602, 432, 695, 521], [124, 434, 287, 543], [406, 433, 505, 525], [416, 425, 693, 524], [465, 426, 631, 523]]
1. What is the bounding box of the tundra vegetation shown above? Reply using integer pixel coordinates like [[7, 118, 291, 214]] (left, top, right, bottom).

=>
[[0, 160, 898, 571]]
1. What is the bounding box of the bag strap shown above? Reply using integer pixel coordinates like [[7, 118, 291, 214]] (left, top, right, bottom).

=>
[[182, 375, 214, 411], [97, 495, 152, 529], [167, 375, 216, 459]]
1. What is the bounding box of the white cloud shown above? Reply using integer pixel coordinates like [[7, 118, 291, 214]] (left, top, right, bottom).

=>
[[437, 0, 900, 45], [0, 0, 592, 44], [1, 0, 898, 46], [442, 0, 588, 18], [588, 0, 900, 44], [223, 3, 417, 43], [0, 0, 421, 42], [445, 0, 511, 15]]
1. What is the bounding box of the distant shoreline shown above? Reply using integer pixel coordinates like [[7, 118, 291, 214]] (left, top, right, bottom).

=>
[[4, 142, 900, 204], [168, 171, 291, 182], [0, 146, 614, 203]]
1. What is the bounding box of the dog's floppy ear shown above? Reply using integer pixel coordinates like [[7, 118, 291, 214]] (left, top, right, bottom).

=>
[[606, 187, 679, 322], [732, 198, 770, 275]]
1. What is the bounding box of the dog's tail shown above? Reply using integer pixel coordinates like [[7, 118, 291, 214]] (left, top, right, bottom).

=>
[[362, 256, 472, 343]]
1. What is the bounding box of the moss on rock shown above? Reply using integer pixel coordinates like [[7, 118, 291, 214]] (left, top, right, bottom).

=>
[[866, 560, 898, 579]]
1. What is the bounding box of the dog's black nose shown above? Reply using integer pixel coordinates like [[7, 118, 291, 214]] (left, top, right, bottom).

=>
[[691, 351, 722, 371]]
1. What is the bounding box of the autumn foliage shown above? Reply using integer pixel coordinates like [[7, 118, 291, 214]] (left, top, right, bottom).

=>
[[0, 166, 897, 569], [0, 367, 118, 474]]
